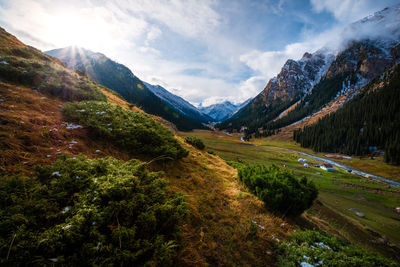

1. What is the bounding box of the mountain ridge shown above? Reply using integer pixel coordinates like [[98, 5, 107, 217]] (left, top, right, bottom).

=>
[[219, 4, 400, 136], [199, 99, 251, 122], [143, 81, 213, 123], [46, 46, 207, 131]]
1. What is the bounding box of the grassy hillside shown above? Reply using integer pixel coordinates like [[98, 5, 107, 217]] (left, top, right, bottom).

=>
[[46, 47, 207, 131], [0, 76, 290, 266], [0, 27, 291, 266], [1, 27, 398, 266], [180, 130, 400, 262]]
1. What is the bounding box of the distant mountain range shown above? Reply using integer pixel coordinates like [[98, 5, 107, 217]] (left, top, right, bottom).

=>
[[143, 82, 213, 123], [199, 99, 251, 122], [219, 4, 400, 135], [46, 47, 211, 130]]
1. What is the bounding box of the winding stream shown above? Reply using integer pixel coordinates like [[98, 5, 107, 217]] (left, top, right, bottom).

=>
[[290, 150, 400, 188], [238, 136, 400, 188]]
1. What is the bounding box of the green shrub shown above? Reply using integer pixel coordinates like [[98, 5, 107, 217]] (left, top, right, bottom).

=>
[[63, 101, 188, 159], [0, 155, 188, 266], [184, 136, 205, 150], [238, 164, 318, 217], [277, 230, 397, 267]]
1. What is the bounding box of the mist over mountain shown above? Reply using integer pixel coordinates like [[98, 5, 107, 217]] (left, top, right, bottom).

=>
[[219, 4, 400, 135]]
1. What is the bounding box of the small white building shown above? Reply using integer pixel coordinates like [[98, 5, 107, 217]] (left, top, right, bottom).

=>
[[303, 163, 309, 168]]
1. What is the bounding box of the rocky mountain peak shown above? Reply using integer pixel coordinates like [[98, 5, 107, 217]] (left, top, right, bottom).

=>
[[254, 50, 334, 108], [301, 52, 312, 60]]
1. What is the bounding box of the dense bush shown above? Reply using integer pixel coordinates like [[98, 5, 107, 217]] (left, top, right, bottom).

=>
[[63, 101, 188, 159], [278, 230, 397, 266], [238, 164, 318, 217], [0, 155, 188, 266], [0, 55, 106, 101], [184, 136, 205, 150]]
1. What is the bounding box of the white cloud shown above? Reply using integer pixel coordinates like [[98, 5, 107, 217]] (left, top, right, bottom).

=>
[[310, 0, 398, 22], [238, 76, 268, 100], [145, 26, 162, 45], [239, 42, 311, 79], [239, 2, 400, 85], [0, 0, 397, 108], [114, 0, 221, 39]]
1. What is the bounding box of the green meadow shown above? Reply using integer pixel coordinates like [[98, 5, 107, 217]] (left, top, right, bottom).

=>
[[180, 130, 400, 259]]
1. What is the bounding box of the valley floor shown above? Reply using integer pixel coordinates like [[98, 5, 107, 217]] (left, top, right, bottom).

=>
[[179, 130, 400, 262]]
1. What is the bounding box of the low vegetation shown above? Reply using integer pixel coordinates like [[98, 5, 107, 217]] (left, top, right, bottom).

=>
[[234, 163, 318, 217], [63, 101, 188, 160], [0, 155, 188, 266], [184, 136, 205, 150], [0, 55, 106, 102], [278, 230, 397, 266]]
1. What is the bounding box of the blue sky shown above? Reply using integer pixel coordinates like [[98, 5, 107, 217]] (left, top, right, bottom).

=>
[[0, 0, 398, 106]]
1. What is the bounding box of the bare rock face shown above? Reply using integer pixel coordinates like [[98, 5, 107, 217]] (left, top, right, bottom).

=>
[[327, 40, 400, 81], [253, 51, 335, 109]]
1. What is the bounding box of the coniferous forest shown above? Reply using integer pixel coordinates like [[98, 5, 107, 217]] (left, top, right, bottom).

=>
[[294, 64, 400, 165]]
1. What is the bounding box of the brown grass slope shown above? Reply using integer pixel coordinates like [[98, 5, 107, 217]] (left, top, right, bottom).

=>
[[0, 28, 291, 266]]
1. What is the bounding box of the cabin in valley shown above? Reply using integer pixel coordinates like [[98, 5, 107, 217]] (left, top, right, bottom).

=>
[[320, 163, 335, 171]]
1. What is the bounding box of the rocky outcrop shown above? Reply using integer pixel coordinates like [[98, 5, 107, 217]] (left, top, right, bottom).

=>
[[252, 50, 334, 109]]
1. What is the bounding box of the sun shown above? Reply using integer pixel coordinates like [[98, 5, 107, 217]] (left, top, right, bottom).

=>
[[46, 12, 105, 51]]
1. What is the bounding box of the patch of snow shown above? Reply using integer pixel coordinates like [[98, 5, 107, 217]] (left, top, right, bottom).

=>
[[300, 262, 314, 267], [251, 220, 265, 230], [62, 207, 70, 214], [0, 60, 9, 65], [96, 111, 106, 115], [52, 171, 62, 176], [62, 224, 71, 230], [63, 122, 82, 129], [349, 208, 365, 217], [317, 242, 331, 249]]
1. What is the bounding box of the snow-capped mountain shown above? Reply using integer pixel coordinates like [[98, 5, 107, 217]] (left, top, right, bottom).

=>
[[255, 50, 335, 107], [220, 4, 400, 133], [143, 82, 213, 123], [199, 99, 251, 122]]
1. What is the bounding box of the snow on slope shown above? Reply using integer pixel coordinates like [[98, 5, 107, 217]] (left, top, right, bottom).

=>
[[200, 99, 252, 122]]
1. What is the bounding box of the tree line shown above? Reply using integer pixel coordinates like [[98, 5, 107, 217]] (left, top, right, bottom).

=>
[[294, 64, 400, 165]]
